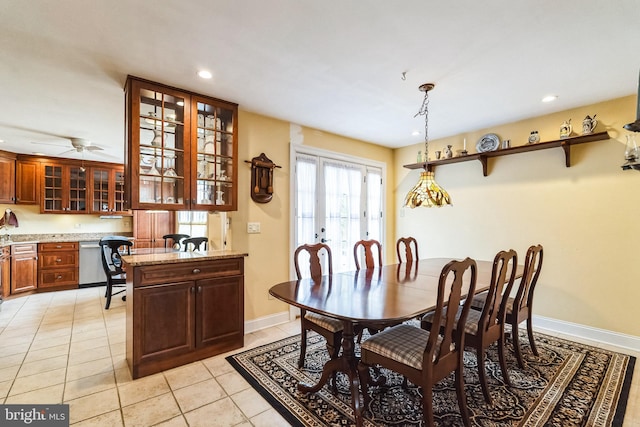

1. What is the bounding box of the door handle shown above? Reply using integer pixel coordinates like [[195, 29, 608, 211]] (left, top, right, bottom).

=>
[[321, 238, 330, 243]]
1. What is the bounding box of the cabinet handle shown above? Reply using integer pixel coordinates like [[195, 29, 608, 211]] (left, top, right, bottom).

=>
[[56, 246, 62, 249], [190, 287, 195, 294], [197, 286, 202, 293], [57, 275, 62, 280], [56, 258, 62, 262], [192, 268, 201, 274]]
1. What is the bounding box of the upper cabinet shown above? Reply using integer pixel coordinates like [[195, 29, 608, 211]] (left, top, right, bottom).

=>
[[0, 151, 16, 204], [16, 158, 40, 204], [125, 76, 238, 211], [41, 163, 88, 213], [91, 166, 127, 214]]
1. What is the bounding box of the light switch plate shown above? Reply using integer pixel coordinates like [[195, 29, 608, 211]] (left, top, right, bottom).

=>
[[247, 222, 261, 234]]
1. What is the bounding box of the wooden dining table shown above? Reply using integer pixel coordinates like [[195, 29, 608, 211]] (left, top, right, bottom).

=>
[[268, 257, 523, 426]]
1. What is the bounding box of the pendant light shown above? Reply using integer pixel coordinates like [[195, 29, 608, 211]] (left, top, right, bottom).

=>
[[404, 83, 452, 208]]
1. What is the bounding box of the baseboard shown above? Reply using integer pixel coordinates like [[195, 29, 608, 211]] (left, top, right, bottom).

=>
[[245, 311, 291, 334], [533, 315, 640, 352]]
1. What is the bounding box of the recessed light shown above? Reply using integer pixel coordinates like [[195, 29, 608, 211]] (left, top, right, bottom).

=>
[[197, 70, 212, 79], [542, 95, 558, 103], [176, 101, 184, 106], [411, 131, 420, 136]]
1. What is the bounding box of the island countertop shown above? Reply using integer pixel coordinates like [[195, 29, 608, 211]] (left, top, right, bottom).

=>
[[121, 249, 248, 267]]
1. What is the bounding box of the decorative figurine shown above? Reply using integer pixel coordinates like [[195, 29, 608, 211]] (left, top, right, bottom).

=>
[[435, 150, 442, 160], [582, 115, 597, 135], [528, 131, 540, 144], [560, 119, 572, 139], [444, 145, 453, 158]]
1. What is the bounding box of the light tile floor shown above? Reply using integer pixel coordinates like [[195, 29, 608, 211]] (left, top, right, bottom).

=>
[[0, 287, 638, 426]]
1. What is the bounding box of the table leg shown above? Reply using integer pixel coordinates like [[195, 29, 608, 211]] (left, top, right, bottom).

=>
[[297, 320, 364, 427]]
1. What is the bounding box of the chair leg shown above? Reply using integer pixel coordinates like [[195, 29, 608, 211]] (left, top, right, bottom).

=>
[[298, 327, 308, 368], [498, 332, 511, 386], [455, 363, 471, 427], [476, 346, 492, 404], [526, 315, 538, 356], [104, 281, 112, 310], [357, 362, 372, 413], [511, 322, 525, 369], [422, 382, 435, 427]]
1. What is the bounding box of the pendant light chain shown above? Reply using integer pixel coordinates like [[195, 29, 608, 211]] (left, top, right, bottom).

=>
[[414, 86, 431, 161]]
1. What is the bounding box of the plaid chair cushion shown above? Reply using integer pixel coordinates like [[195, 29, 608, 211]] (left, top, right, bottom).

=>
[[422, 306, 482, 334], [360, 324, 442, 370], [470, 291, 488, 310], [305, 312, 343, 332]]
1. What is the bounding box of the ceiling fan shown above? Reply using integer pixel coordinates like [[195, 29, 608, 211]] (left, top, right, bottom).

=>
[[30, 137, 105, 155]]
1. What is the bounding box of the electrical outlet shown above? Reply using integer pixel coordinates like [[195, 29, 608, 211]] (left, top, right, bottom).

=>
[[247, 222, 261, 234]]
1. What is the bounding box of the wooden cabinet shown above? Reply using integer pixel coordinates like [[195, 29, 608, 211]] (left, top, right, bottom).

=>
[[41, 163, 88, 213], [38, 242, 78, 289], [11, 243, 38, 294], [125, 76, 238, 211], [1, 246, 10, 298], [90, 166, 128, 214], [126, 256, 244, 378], [16, 159, 40, 204], [133, 210, 175, 248], [0, 151, 16, 203]]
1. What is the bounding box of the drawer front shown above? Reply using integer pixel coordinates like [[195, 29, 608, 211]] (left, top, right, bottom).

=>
[[134, 258, 244, 287], [11, 243, 37, 255], [39, 252, 78, 269], [39, 242, 78, 251], [39, 268, 78, 288]]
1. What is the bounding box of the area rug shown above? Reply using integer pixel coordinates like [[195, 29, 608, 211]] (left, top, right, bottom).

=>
[[227, 330, 635, 426]]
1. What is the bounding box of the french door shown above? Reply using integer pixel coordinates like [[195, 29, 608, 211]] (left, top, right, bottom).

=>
[[292, 147, 384, 275]]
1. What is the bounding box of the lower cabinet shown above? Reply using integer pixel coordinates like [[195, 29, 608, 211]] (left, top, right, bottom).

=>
[[38, 242, 79, 289], [11, 243, 38, 294], [126, 257, 244, 378], [1, 246, 10, 298]]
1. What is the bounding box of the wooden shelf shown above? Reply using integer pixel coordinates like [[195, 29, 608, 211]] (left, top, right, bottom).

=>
[[403, 131, 610, 176]]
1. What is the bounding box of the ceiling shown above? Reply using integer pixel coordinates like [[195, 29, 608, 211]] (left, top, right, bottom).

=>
[[1, 1, 639, 163]]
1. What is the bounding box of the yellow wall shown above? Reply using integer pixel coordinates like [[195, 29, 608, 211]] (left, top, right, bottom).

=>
[[395, 95, 640, 337], [231, 111, 395, 321]]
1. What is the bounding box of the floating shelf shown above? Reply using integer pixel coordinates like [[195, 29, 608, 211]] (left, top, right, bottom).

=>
[[403, 131, 610, 176]]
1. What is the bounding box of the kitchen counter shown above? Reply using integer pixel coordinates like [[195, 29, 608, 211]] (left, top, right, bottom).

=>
[[0, 233, 134, 247], [121, 249, 248, 267]]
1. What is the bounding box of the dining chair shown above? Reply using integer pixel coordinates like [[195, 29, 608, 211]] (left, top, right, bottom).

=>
[[183, 236, 208, 251], [99, 236, 133, 309], [163, 233, 190, 250], [294, 243, 344, 388], [470, 244, 543, 369], [422, 249, 517, 404], [353, 239, 382, 270], [396, 237, 419, 263], [357, 258, 477, 426]]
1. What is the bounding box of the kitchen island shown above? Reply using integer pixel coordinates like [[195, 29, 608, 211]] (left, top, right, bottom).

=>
[[121, 249, 248, 379]]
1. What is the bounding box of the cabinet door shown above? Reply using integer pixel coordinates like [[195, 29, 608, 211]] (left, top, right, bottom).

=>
[[16, 160, 40, 204], [126, 78, 190, 210], [42, 163, 88, 213], [0, 155, 16, 203], [1, 251, 10, 298], [190, 97, 238, 211], [11, 244, 37, 294], [195, 276, 244, 348], [133, 210, 175, 248], [90, 167, 129, 214], [134, 281, 195, 364]]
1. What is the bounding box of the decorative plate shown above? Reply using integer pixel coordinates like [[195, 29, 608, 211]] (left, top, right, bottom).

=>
[[476, 133, 500, 153]]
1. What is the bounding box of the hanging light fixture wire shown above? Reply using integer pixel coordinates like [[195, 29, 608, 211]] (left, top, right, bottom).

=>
[[404, 83, 452, 208]]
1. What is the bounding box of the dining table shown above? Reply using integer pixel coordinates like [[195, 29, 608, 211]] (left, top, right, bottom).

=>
[[268, 257, 523, 426]]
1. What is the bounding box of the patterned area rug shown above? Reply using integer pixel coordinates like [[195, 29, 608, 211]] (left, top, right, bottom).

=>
[[227, 330, 634, 426]]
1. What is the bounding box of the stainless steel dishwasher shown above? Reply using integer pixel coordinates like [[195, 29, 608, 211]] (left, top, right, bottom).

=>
[[79, 241, 106, 286]]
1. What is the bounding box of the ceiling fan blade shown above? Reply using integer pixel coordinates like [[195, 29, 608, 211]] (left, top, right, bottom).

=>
[[31, 141, 68, 147], [58, 149, 77, 155], [85, 145, 104, 151]]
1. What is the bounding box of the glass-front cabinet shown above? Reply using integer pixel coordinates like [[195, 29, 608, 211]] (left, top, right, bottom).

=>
[[91, 166, 127, 214], [42, 163, 87, 213], [125, 77, 238, 211]]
